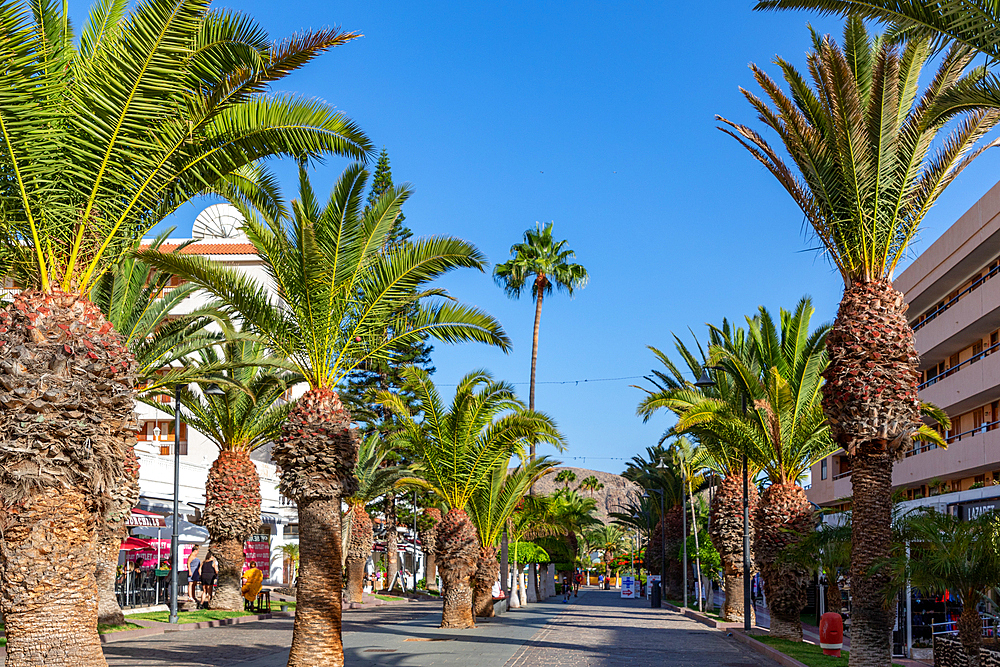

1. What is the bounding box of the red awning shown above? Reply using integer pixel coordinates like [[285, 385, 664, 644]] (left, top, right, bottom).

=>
[[126, 509, 166, 528], [120, 537, 153, 552]]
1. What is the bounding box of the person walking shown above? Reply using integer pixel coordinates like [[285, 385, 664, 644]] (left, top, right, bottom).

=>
[[186, 545, 202, 602], [199, 553, 218, 609], [562, 575, 571, 603], [574, 570, 583, 597]]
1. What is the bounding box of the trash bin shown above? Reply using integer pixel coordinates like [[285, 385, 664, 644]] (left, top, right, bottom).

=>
[[650, 580, 661, 608]]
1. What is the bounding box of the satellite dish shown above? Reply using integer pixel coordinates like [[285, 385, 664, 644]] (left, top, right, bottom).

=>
[[192, 204, 246, 240]]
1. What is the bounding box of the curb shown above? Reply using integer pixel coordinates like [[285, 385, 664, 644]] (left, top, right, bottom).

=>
[[729, 630, 811, 667], [134, 612, 277, 633], [99, 626, 165, 644], [661, 602, 745, 630]]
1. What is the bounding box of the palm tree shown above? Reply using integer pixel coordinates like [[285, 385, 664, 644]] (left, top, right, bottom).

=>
[[468, 457, 558, 616], [0, 2, 369, 660], [716, 19, 999, 664], [555, 469, 577, 489], [886, 511, 1000, 667], [280, 543, 300, 584], [698, 301, 834, 640], [586, 525, 626, 589], [634, 323, 762, 623], [379, 368, 564, 628], [344, 435, 409, 604], [420, 507, 443, 593], [507, 494, 561, 607], [780, 519, 851, 616], [143, 166, 508, 664], [152, 336, 296, 610], [494, 222, 588, 458], [577, 475, 604, 498]]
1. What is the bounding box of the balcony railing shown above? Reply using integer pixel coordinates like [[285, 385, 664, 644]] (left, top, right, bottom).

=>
[[945, 417, 1000, 445], [913, 261, 1000, 333], [833, 469, 852, 480], [919, 340, 1000, 390]]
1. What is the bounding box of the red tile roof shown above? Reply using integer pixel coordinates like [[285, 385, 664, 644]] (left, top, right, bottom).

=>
[[143, 242, 258, 255]]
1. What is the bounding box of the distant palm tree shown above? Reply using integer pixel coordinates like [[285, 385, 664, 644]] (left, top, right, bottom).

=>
[[280, 544, 300, 584], [716, 18, 995, 665], [494, 222, 587, 459], [555, 469, 577, 490], [586, 525, 626, 589], [344, 436, 409, 604], [578, 475, 604, 498]]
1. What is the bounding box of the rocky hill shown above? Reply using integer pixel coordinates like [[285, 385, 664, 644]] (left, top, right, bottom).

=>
[[534, 467, 641, 525]]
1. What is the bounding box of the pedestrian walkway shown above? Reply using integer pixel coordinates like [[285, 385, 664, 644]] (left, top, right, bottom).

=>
[[100, 588, 783, 666]]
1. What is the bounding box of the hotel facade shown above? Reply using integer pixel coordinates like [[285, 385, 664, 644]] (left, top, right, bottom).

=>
[[806, 180, 1000, 519]]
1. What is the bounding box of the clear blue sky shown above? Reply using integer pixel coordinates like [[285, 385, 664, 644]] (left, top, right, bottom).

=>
[[111, 1, 1000, 474]]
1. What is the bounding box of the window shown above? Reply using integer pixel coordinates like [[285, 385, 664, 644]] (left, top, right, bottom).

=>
[[992, 401, 999, 431], [821, 459, 827, 480], [974, 408, 985, 433], [972, 341, 984, 363]]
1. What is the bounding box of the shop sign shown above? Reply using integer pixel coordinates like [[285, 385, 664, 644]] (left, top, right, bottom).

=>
[[956, 498, 1000, 521]]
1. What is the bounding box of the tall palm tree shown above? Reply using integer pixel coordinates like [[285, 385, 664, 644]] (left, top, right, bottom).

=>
[[635, 323, 762, 623], [0, 2, 369, 661], [468, 457, 558, 616], [152, 336, 296, 610], [494, 222, 587, 458], [716, 18, 999, 665], [379, 368, 564, 628], [344, 435, 409, 604], [143, 166, 508, 665]]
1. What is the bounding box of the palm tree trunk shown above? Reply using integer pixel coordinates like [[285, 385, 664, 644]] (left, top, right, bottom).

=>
[[474, 547, 499, 617], [825, 570, 843, 616], [287, 497, 345, 666], [754, 483, 812, 642], [96, 534, 125, 626], [210, 538, 246, 612], [437, 508, 478, 628], [958, 596, 983, 667], [849, 448, 894, 666], [385, 492, 398, 591], [0, 291, 139, 666], [710, 473, 758, 623], [1, 488, 107, 666], [204, 450, 263, 611], [272, 389, 360, 667], [528, 285, 544, 459], [426, 551, 438, 592], [509, 561, 521, 609], [345, 505, 373, 604], [823, 280, 921, 667], [519, 566, 528, 606]]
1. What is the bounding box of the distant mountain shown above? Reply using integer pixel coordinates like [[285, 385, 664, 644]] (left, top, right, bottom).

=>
[[534, 467, 641, 525]]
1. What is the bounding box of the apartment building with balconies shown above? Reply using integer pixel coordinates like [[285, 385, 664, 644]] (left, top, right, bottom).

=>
[[807, 180, 1000, 515]]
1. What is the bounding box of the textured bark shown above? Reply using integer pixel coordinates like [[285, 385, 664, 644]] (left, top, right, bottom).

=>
[[823, 281, 920, 667], [436, 508, 478, 628], [421, 508, 441, 592], [754, 483, 813, 642], [1, 488, 107, 666], [385, 492, 398, 591], [849, 448, 894, 667], [527, 563, 538, 602], [825, 573, 843, 615], [204, 450, 262, 611], [272, 389, 359, 667], [345, 505, 373, 604], [96, 536, 125, 626], [209, 538, 245, 612], [710, 473, 758, 623], [474, 547, 499, 617], [958, 600, 983, 667], [0, 291, 138, 666]]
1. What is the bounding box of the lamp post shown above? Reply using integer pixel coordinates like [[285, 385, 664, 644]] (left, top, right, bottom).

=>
[[643, 488, 665, 607], [167, 382, 224, 624], [696, 366, 751, 632]]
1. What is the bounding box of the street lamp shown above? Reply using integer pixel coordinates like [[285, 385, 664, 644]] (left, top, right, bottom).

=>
[[642, 488, 665, 607], [695, 366, 752, 632]]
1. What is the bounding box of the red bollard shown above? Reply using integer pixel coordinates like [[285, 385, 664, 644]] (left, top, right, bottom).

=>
[[819, 612, 844, 657]]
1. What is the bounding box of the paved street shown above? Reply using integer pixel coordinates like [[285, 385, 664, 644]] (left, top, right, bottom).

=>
[[101, 589, 782, 666]]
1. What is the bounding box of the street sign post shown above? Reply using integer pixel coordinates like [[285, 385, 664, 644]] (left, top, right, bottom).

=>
[[621, 576, 636, 599]]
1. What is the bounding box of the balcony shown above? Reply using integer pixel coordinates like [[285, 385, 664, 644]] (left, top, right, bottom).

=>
[[914, 270, 1000, 364], [920, 341, 1000, 415]]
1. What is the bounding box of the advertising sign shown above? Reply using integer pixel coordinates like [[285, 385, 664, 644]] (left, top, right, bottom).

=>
[[621, 575, 636, 599], [243, 537, 270, 572], [955, 498, 1000, 521]]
